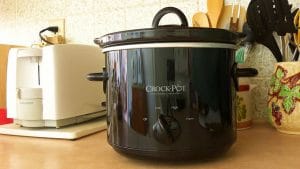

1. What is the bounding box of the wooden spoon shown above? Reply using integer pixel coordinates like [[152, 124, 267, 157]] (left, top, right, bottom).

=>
[[217, 5, 246, 32], [294, 10, 300, 48], [192, 12, 211, 28], [207, 0, 224, 28]]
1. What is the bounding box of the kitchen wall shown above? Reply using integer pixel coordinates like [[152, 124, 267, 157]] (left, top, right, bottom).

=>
[[0, 0, 299, 120], [0, 0, 298, 45]]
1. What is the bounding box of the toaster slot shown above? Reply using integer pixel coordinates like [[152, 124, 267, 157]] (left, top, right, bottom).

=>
[[16, 56, 42, 88]]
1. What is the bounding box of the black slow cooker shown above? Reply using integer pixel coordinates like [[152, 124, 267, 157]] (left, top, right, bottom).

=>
[[88, 7, 257, 160]]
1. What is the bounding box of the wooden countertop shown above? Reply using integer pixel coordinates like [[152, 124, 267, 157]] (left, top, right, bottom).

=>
[[0, 121, 300, 169]]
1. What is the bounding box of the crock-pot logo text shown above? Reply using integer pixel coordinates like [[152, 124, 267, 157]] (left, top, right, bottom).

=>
[[146, 84, 185, 94]]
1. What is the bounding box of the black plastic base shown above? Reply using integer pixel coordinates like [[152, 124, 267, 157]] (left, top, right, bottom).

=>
[[110, 142, 233, 161]]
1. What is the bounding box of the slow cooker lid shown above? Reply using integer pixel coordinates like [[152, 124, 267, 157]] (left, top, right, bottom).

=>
[[95, 7, 241, 48], [95, 27, 240, 48]]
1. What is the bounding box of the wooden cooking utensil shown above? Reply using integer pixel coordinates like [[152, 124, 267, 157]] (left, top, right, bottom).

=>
[[294, 10, 300, 48], [217, 4, 246, 32], [229, 0, 241, 32], [292, 9, 300, 61], [207, 0, 224, 28], [192, 12, 211, 28]]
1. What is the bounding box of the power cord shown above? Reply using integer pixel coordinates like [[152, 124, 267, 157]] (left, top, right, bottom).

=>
[[39, 26, 59, 45]]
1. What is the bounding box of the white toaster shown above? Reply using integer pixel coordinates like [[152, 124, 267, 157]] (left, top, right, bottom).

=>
[[6, 44, 106, 128]]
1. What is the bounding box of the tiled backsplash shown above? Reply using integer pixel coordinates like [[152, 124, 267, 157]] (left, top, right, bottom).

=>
[[0, 0, 298, 121], [2, 0, 177, 45], [0, 0, 298, 45]]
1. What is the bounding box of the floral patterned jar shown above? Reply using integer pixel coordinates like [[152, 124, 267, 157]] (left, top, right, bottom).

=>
[[268, 62, 300, 134], [236, 82, 257, 130]]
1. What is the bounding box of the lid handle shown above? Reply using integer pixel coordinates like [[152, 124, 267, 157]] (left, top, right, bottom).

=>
[[152, 7, 188, 28]]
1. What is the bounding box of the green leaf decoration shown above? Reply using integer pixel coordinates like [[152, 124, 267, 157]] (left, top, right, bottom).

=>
[[270, 76, 276, 86], [268, 66, 300, 115], [273, 79, 281, 93], [237, 112, 242, 121], [292, 86, 300, 99], [282, 96, 294, 114], [278, 85, 300, 114], [279, 85, 291, 97], [276, 67, 285, 80], [269, 76, 276, 95], [236, 95, 247, 121], [269, 67, 286, 95], [241, 105, 247, 119]]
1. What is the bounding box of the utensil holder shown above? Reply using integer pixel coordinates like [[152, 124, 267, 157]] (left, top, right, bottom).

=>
[[267, 62, 300, 134]]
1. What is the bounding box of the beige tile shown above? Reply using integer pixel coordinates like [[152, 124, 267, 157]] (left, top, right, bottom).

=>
[[0, 0, 17, 43], [0, 0, 16, 21], [159, 0, 200, 26], [64, 0, 94, 16], [94, 0, 125, 12], [160, 0, 183, 3], [2, 0, 299, 47], [16, 0, 65, 21], [36, 0, 65, 18], [179, 0, 199, 26], [13, 18, 48, 45], [0, 21, 17, 44], [125, 0, 160, 8], [65, 14, 95, 45], [197, 0, 207, 12], [125, 4, 161, 29], [16, 0, 38, 20], [93, 9, 126, 38]]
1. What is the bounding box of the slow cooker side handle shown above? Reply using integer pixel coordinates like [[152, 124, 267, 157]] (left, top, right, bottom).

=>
[[152, 7, 188, 28], [232, 63, 258, 91], [87, 67, 108, 93]]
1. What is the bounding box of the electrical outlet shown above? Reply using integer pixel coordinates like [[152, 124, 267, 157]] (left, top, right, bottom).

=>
[[48, 19, 65, 39]]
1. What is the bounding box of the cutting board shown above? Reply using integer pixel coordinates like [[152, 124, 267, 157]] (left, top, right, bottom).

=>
[[0, 44, 22, 108], [217, 5, 246, 32], [0, 117, 107, 140]]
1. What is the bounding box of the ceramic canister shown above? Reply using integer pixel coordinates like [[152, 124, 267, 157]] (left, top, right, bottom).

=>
[[236, 85, 252, 129], [236, 83, 256, 130], [268, 62, 300, 134]]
